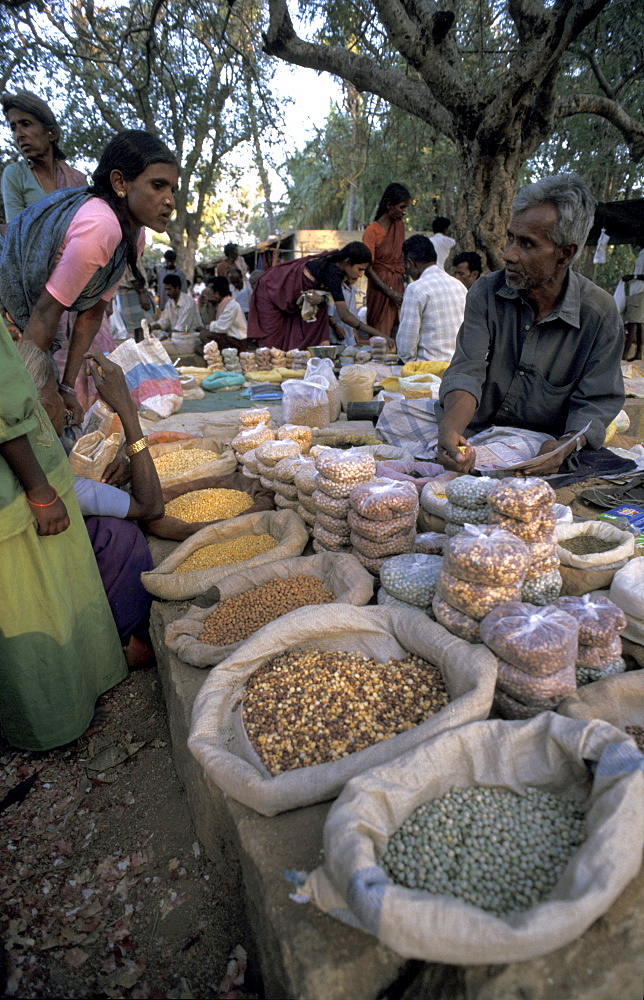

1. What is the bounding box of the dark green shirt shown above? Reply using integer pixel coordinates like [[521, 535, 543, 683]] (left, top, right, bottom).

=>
[[438, 269, 625, 449]]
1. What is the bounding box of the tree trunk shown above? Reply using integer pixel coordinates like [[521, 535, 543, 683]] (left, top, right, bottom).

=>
[[454, 140, 524, 271], [245, 76, 276, 235]]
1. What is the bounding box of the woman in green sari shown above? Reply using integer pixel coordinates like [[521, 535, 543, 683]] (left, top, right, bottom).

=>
[[0, 316, 126, 750]]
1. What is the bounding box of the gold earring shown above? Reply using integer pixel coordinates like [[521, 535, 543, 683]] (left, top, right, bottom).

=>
[[118, 191, 126, 199]]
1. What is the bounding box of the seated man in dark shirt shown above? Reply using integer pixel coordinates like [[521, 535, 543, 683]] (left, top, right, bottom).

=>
[[435, 173, 624, 476]]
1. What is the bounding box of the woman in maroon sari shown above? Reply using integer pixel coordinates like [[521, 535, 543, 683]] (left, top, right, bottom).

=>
[[363, 183, 411, 337], [247, 242, 382, 351]]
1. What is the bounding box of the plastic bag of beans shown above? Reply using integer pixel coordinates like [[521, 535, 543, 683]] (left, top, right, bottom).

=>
[[432, 595, 481, 643], [444, 522, 466, 537], [496, 657, 577, 703], [521, 570, 562, 605], [296, 712, 643, 963], [315, 448, 377, 485], [316, 511, 351, 536], [528, 538, 559, 564], [444, 475, 495, 509], [273, 493, 299, 510], [350, 530, 414, 560], [413, 532, 446, 555], [349, 479, 419, 521], [188, 604, 498, 816], [272, 454, 310, 484], [297, 504, 316, 527], [259, 476, 274, 491], [490, 510, 557, 543], [576, 637, 623, 670], [314, 475, 357, 500], [293, 462, 318, 495], [272, 481, 298, 500], [576, 658, 627, 687], [524, 553, 560, 579], [480, 602, 579, 676], [380, 553, 443, 608], [353, 550, 389, 574], [493, 686, 563, 719], [437, 572, 522, 621], [297, 492, 318, 515], [277, 423, 313, 454], [231, 421, 276, 455], [442, 500, 492, 526], [256, 438, 302, 466], [347, 508, 417, 542], [377, 588, 430, 614], [311, 488, 351, 517], [313, 522, 352, 551], [442, 526, 529, 586], [488, 477, 556, 522], [240, 448, 259, 475], [555, 594, 627, 645], [281, 378, 331, 429], [239, 408, 272, 428], [256, 460, 275, 479]]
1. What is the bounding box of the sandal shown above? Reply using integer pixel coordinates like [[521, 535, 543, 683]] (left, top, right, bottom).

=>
[[580, 473, 644, 508]]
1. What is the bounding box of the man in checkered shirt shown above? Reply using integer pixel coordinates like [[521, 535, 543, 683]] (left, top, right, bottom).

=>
[[396, 234, 467, 364]]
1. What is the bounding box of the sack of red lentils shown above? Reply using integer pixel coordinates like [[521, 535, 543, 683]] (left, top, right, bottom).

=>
[[165, 552, 375, 667], [297, 713, 643, 963], [188, 605, 498, 816]]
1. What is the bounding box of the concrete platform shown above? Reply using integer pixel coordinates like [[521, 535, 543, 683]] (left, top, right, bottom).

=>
[[150, 600, 644, 1000]]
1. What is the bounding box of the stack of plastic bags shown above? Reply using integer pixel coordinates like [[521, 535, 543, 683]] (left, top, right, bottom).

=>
[[239, 351, 259, 375], [203, 340, 224, 371], [231, 413, 276, 466], [270, 347, 287, 369], [285, 349, 309, 371], [293, 460, 319, 531], [480, 602, 580, 718], [369, 336, 388, 362], [488, 478, 561, 605], [377, 553, 443, 616], [222, 347, 242, 373], [347, 479, 418, 574], [442, 476, 495, 536], [311, 449, 376, 553], [556, 594, 627, 686], [433, 526, 530, 642], [254, 439, 303, 506]]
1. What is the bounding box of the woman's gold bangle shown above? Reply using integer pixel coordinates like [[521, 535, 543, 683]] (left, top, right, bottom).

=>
[[125, 437, 148, 458]]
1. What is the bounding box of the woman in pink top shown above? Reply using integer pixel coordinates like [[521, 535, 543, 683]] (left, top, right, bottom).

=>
[[0, 130, 178, 423]]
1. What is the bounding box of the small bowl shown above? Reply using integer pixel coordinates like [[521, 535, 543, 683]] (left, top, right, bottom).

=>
[[309, 345, 342, 360]]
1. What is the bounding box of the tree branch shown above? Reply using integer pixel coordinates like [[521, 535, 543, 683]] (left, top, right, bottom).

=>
[[556, 92, 644, 161], [263, 0, 456, 138]]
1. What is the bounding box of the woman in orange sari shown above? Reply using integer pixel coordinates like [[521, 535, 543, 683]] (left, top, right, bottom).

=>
[[362, 183, 411, 338]]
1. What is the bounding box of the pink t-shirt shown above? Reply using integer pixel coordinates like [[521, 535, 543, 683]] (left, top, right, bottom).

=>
[[46, 198, 146, 307]]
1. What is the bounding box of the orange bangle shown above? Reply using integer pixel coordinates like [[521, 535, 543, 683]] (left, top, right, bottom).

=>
[[26, 488, 59, 508]]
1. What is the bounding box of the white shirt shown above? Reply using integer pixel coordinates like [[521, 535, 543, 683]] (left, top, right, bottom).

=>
[[396, 265, 467, 363], [209, 296, 248, 340], [429, 233, 456, 269], [157, 291, 201, 333]]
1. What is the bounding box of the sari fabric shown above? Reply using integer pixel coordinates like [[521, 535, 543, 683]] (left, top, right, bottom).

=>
[[246, 254, 335, 351], [363, 219, 406, 337]]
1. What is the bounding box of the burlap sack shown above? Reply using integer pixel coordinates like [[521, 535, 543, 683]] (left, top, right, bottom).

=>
[[165, 552, 375, 667], [558, 669, 644, 730], [141, 509, 309, 600], [188, 605, 498, 816], [150, 434, 237, 487], [162, 471, 275, 519], [300, 713, 644, 963]]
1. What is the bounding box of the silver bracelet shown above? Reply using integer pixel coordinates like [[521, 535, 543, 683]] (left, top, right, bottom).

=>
[[59, 382, 77, 396]]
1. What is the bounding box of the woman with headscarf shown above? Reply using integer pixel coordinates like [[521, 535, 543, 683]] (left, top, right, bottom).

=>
[[246, 242, 381, 351], [362, 182, 411, 338], [1, 89, 86, 222], [0, 128, 178, 424]]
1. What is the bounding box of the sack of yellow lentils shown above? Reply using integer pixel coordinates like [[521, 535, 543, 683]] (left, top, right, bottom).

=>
[[187, 605, 498, 816], [141, 509, 309, 600], [161, 472, 275, 519], [149, 434, 237, 487], [165, 552, 375, 667]]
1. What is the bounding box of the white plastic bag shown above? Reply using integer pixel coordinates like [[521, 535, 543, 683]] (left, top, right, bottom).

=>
[[305, 357, 341, 422], [281, 379, 331, 428]]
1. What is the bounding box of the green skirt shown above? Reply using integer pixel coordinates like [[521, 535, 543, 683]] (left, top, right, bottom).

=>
[[0, 485, 127, 750]]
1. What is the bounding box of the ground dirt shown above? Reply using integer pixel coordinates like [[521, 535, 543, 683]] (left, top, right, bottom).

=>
[[0, 668, 261, 1000]]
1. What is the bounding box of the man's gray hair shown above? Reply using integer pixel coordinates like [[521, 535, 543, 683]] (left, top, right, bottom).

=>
[[512, 173, 596, 262], [17, 340, 52, 396]]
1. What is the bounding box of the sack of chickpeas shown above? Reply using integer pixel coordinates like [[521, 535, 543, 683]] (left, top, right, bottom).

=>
[[165, 552, 375, 667], [188, 605, 498, 816], [296, 713, 643, 963], [141, 509, 309, 600]]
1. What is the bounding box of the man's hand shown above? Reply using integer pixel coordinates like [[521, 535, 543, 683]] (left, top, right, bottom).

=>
[[515, 436, 580, 477], [102, 453, 130, 486], [85, 352, 134, 416], [437, 426, 476, 473], [391, 290, 403, 308]]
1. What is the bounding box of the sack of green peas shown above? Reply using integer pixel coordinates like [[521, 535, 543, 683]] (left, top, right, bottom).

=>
[[296, 712, 643, 963]]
